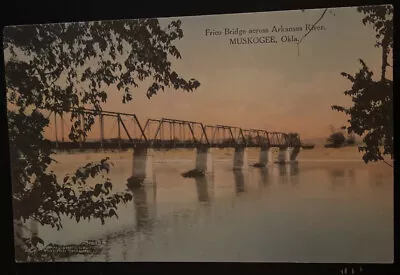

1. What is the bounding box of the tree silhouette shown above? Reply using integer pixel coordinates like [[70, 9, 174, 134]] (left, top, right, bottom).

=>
[[4, 18, 200, 261], [347, 132, 356, 145], [326, 132, 346, 148], [331, 5, 393, 164]]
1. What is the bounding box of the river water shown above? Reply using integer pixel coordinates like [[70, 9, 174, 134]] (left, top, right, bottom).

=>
[[31, 152, 393, 263]]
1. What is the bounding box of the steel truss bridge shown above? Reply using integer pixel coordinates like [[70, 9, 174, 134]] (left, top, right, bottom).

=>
[[47, 108, 302, 151]]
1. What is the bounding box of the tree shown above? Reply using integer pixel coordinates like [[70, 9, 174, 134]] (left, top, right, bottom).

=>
[[4, 18, 200, 261], [347, 132, 356, 145], [331, 5, 393, 164], [326, 132, 346, 148]]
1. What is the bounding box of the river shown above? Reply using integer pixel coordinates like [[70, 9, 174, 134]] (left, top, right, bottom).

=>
[[29, 151, 393, 263]]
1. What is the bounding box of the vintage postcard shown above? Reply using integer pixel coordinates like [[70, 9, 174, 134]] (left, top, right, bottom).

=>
[[4, 5, 393, 263]]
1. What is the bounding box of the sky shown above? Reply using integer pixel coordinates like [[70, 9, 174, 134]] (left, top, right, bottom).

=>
[[98, 6, 391, 139], [6, 5, 393, 140]]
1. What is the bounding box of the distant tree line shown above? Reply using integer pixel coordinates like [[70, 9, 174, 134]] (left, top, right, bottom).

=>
[[325, 130, 357, 148]]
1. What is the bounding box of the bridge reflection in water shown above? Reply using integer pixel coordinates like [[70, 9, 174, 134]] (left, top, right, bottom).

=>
[[114, 163, 303, 260], [231, 162, 301, 195], [259, 167, 270, 186], [18, 162, 305, 262], [128, 183, 157, 233], [194, 174, 213, 203], [277, 162, 300, 184], [233, 170, 246, 194], [18, 157, 390, 263], [330, 167, 356, 189]]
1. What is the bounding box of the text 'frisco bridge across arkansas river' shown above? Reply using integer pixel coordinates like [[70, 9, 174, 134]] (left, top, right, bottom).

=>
[[47, 108, 304, 183]]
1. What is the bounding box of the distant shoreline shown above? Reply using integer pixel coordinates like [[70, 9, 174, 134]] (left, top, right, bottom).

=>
[[51, 146, 393, 166]]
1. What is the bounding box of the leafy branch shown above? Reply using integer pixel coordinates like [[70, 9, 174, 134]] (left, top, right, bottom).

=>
[[331, 5, 393, 165], [5, 18, 201, 261]]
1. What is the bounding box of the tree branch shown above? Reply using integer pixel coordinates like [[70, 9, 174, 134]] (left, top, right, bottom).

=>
[[32, 68, 59, 77], [380, 36, 390, 81], [297, 8, 328, 56], [382, 159, 393, 168]]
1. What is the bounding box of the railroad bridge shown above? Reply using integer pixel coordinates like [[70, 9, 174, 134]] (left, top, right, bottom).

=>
[[48, 108, 303, 182]]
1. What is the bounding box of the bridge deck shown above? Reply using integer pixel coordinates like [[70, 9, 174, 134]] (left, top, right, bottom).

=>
[[51, 141, 301, 151]]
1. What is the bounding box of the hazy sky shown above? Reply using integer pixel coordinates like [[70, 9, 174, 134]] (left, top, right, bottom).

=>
[[6, 6, 392, 140], [99, 6, 391, 139]]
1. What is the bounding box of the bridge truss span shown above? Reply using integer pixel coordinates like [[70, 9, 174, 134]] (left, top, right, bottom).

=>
[[204, 125, 247, 148], [48, 108, 148, 150], [141, 118, 210, 149], [45, 108, 302, 151]]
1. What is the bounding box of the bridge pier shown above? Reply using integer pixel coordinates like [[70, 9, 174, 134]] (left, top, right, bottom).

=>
[[195, 147, 213, 174], [132, 147, 154, 184], [290, 147, 301, 161], [278, 147, 300, 163], [259, 147, 273, 166], [233, 147, 248, 170], [278, 147, 291, 164]]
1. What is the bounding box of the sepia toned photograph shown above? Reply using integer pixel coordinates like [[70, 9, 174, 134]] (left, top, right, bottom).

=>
[[4, 4, 393, 263]]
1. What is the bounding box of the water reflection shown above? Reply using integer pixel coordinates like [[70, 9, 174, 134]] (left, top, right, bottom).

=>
[[258, 167, 270, 186], [194, 175, 213, 203], [291, 162, 300, 176], [348, 169, 356, 182], [278, 163, 300, 184], [104, 234, 110, 262], [233, 170, 245, 194], [331, 168, 345, 188], [369, 170, 385, 187], [45, 157, 393, 263], [375, 173, 384, 186], [330, 168, 355, 188], [122, 238, 127, 261], [130, 186, 155, 233], [332, 168, 346, 178]]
